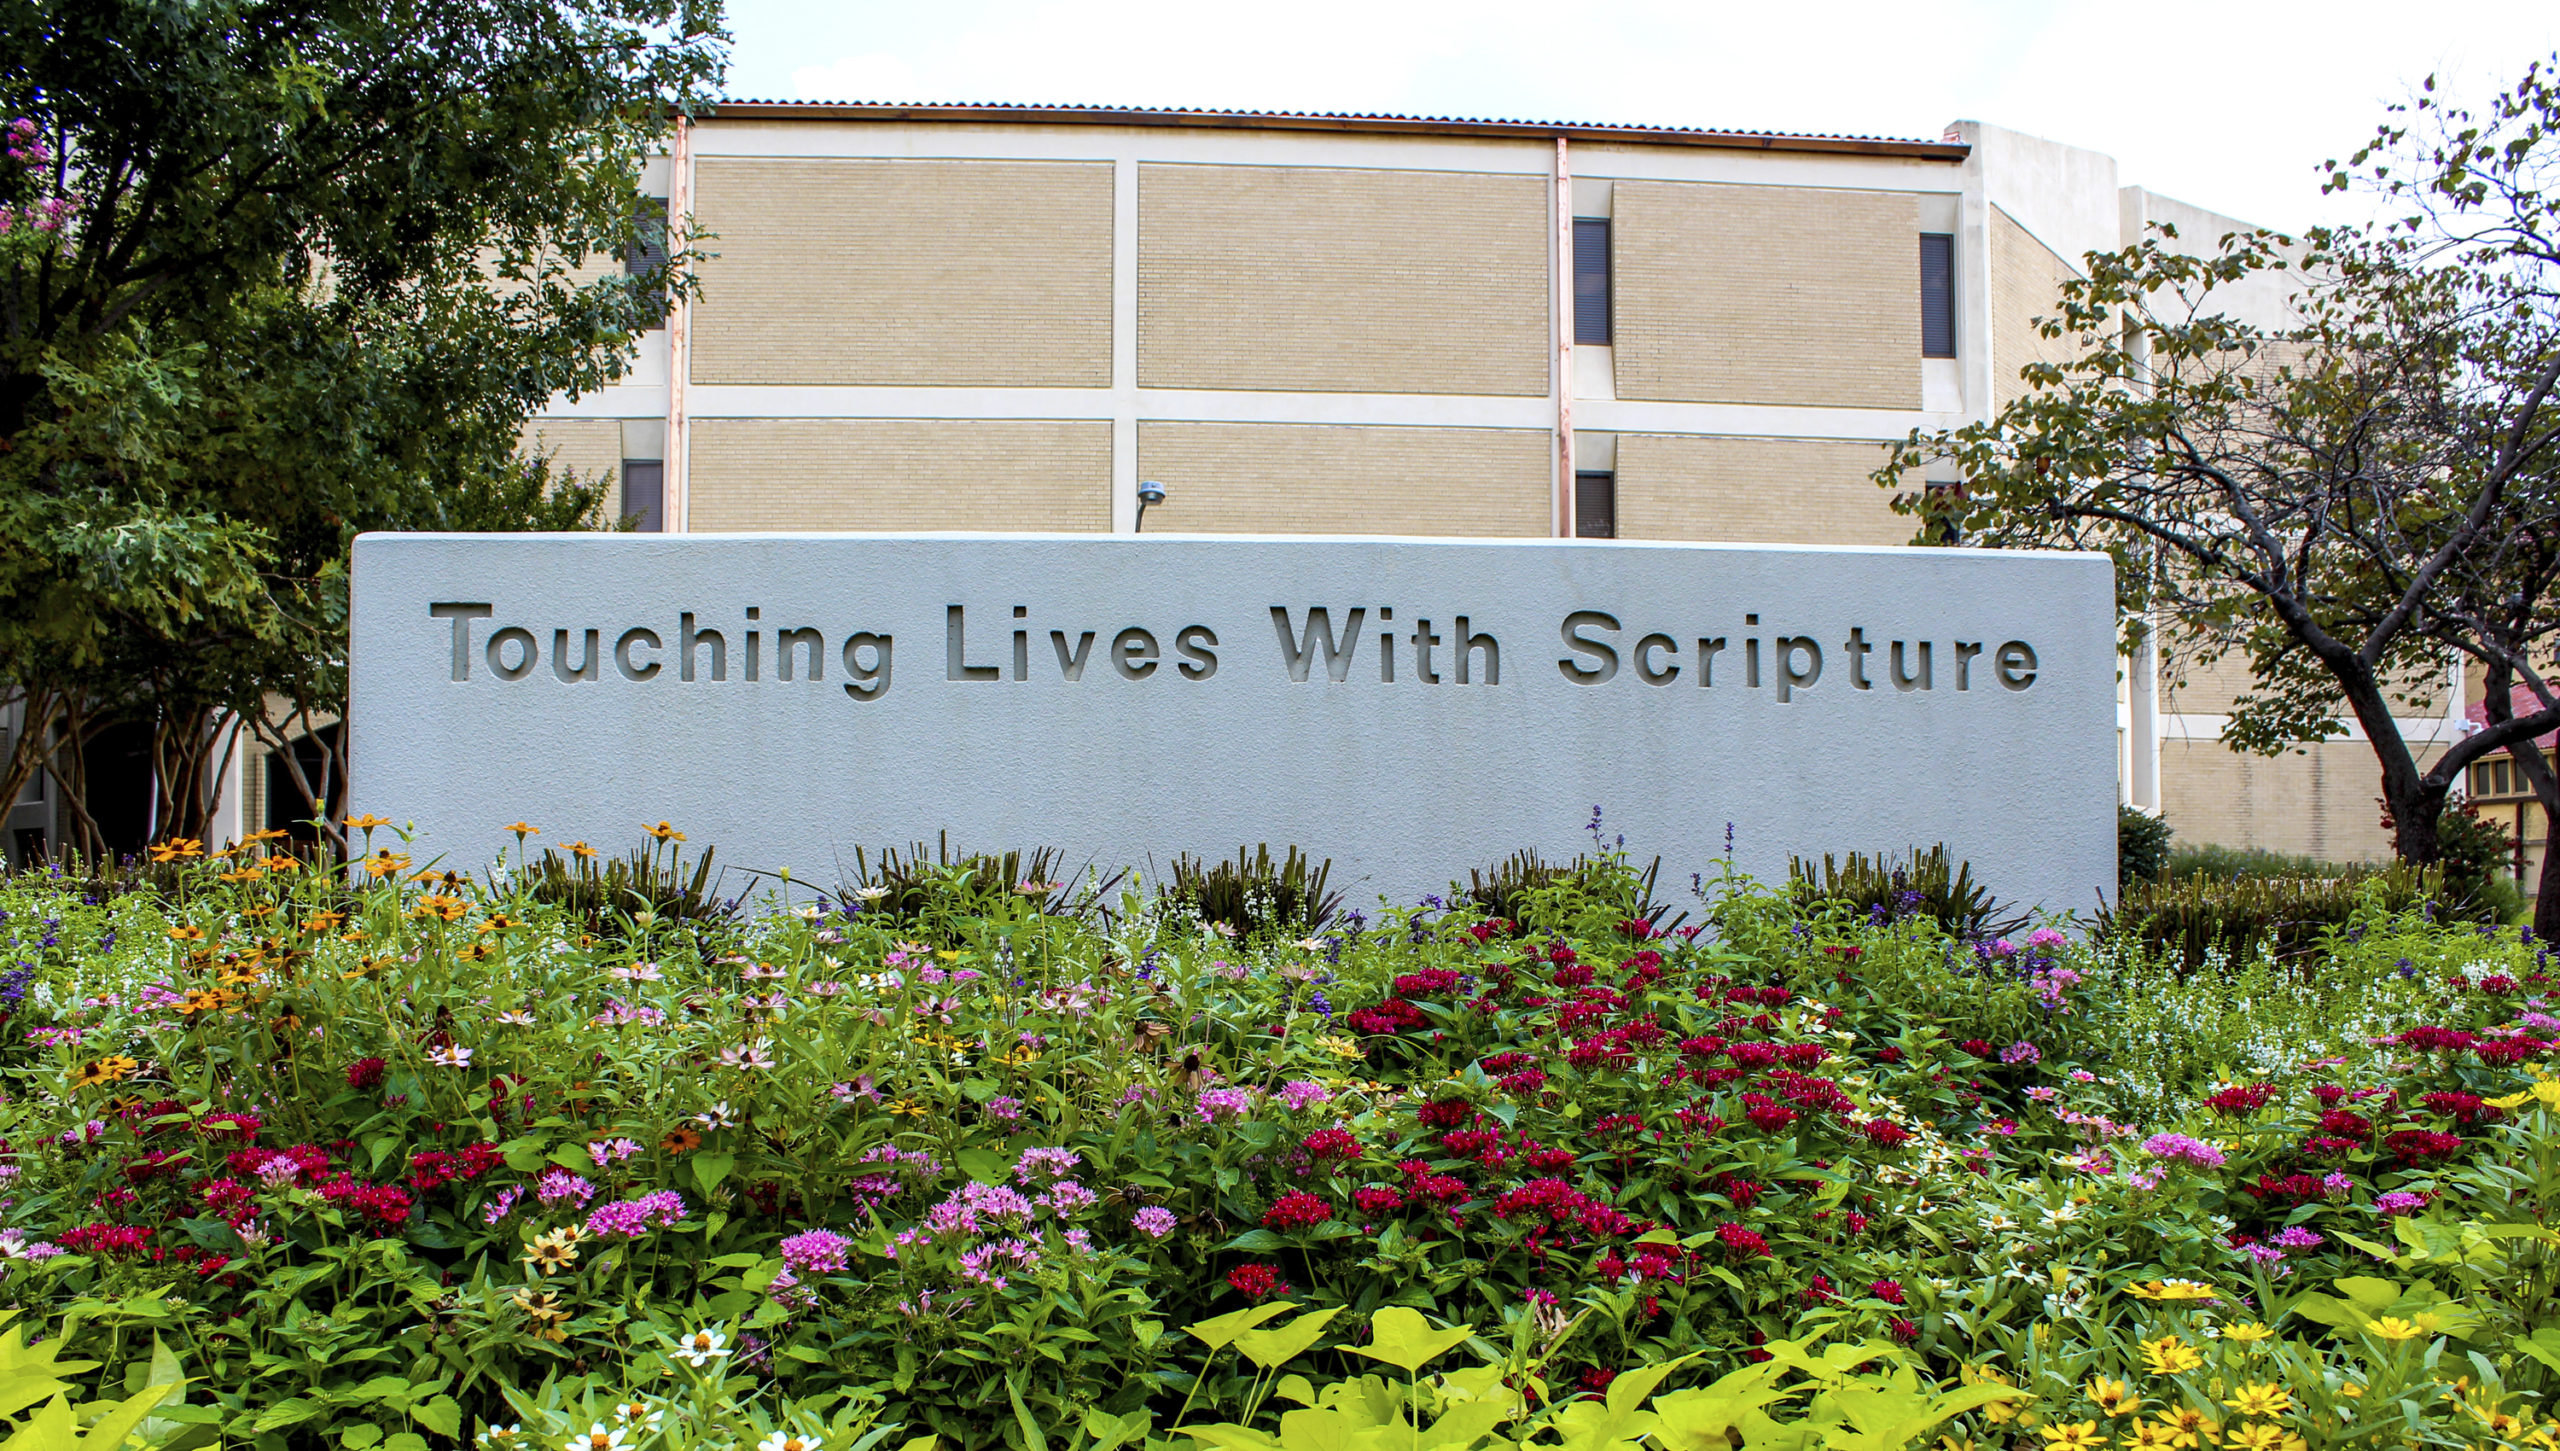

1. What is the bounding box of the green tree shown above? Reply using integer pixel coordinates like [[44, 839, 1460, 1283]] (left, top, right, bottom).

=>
[[1878, 58, 2560, 903], [0, 0, 726, 855]]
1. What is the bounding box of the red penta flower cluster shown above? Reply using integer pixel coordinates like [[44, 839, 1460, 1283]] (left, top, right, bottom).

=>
[[1226, 1263, 1287, 1299], [1261, 1191, 1335, 1230], [1302, 1128, 1362, 1160], [2205, 1083, 2275, 1116]]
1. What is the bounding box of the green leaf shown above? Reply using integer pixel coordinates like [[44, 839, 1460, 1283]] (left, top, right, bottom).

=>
[[413, 1395, 463, 1437], [343, 1427, 386, 1449], [549, 1144, 594, 1174], [386, 1435, 431, 1451], [1006, 1378, 1048, 1451], [1185, 1302, 1298, 1352], [1273, 1376, 1315, 1407], [692, 1152, 735, 1196], [1232, 1308, 1341, 1372], [957, 1149, 1009, 1184], [1341, 1306, 1473, 1374], [1220, 1230, 1285, 1253], [500, 1138, 551, 1174]]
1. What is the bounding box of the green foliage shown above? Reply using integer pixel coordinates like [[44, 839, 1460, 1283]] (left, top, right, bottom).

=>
[[2097, 865, 2434, 970], [2164, 843, 2361, 881], [2432, 803, 2520, 923], [1166, 844, 1343, 934], [1461, 850, 1672, 935], [0, 1312, 185, 1451], [2118, 808, 2173, 888], [522, 839, 738, 937], [0, 0, 728, 849], [1872, 56, 2560, 876], [844, 837, 1124, 941], [3, 821, 2557, 1450], [1787, 845, 2014, 937]]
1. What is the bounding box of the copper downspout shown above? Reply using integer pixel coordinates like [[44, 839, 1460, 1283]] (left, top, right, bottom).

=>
[[664, 116, 695, 533], [1554, 136, 1574, 539]]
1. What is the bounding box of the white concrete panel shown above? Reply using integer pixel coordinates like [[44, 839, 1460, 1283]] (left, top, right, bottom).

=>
[[1955, 121, 2119, 274], [352, 534, 2117, 913]]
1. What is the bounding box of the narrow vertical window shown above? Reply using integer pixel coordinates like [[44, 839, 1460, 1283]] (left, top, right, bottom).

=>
[[1574, 470, 1616, 539], [627, 196, 670, 327], [622, 458, 664, 533], [1573, 218, 1612, 345], [1920, 232, 1956, 358]]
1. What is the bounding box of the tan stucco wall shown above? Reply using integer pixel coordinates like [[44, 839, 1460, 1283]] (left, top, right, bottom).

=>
[[2159, 637, 2448, 717], [691, 159, 1113, 387], [689, 419, 1111, 531], [1137, 164, 1548, 397], [1611, 182, 1921, 409], [2159, 736, 2433, 863], [1135, 422, 1549, 534], [519, 419, 623, 518], [1613, 434, 1908, 544], [1989, 206, 2082, 410]]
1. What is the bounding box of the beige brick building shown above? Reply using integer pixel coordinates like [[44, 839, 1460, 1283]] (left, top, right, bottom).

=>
[[151, 104, 2470, 865]]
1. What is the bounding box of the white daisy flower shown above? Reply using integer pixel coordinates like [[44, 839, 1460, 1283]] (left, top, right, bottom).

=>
[[672, 1327, 730, 1366]]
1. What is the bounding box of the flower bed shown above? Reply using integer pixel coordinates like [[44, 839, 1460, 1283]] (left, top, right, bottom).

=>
[[1, 828, 2556, 1451]]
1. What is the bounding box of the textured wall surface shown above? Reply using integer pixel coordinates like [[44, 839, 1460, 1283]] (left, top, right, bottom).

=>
[[691, 158, 1113, 386], [1989, 206, 2084, 410], [1613, 182, 1921, 408], [2159, 736, 2436, 862], [1613, 434, 1908, 544], [1137, 164, 1548, 396], [518, 419, 625, 519], [1136, 423, 1549, 534], [689, 419, 1111, 532], [351, 534, 2118, 909]]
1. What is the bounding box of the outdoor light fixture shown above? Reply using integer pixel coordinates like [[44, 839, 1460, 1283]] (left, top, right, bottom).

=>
[[1135, 480, 1168, 531]]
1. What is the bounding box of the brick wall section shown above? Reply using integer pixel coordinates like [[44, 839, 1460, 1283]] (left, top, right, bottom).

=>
[[518, 419, 623, 518], [2158, 632, 2447, 716], [2160, 737, 2438, 862], [1137, 165, 1548, 396], [690, 419, 1111, 531], [1135, 423, 1549, 534], [1613, 434, 1909, 544], [691, 159, 1112, 387], [1989, 206, 2083, 410], [1612, 182, 1920, 408]]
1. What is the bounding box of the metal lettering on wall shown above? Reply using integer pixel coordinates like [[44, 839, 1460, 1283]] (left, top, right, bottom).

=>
[[352, 533, 2118, 909]]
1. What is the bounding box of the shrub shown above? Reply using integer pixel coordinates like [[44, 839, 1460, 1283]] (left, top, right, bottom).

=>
[[842, 835, 1123, 939], [2118, 805, 2173, 887], [523, 837, 737, 935], [1787, 843, 2016, 937], [1165, 843, 1342, 933], [1459, 848, 1671, 934], [2435, 800, 2522, 923], [2098, 865, 2435, 969], [2165, 841, 2361, 880]]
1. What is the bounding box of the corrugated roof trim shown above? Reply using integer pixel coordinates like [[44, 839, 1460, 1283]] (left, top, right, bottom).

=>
[[693, 99, 1969, 160]]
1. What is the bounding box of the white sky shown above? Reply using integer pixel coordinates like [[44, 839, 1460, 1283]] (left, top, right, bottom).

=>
[[722, 0, 2560, 232]]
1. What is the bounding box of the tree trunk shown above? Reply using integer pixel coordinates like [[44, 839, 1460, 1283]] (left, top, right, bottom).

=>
[[2477, 661, 2560, 935], [2386, 776, 2449, 864]]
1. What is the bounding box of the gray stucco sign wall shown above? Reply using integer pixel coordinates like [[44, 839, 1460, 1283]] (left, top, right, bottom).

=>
[[349, 533, 2117, 911]]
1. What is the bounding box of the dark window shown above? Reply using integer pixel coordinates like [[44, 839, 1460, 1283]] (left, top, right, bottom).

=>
[[626, 197, 670, 326], [264, 723, 345, 843], [1573, 218, 1612, 345], [1574, 470, 1616, 538], [622, 459, 664, 533], [1920, 232, 1956, 358]]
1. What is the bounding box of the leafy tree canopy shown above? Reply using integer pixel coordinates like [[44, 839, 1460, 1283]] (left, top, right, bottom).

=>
[[1879, 58, 2560, 878], [0, 0, 727, 850]]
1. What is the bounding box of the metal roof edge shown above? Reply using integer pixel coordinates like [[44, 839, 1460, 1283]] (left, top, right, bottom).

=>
[[686, 100, 1972, 161]]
